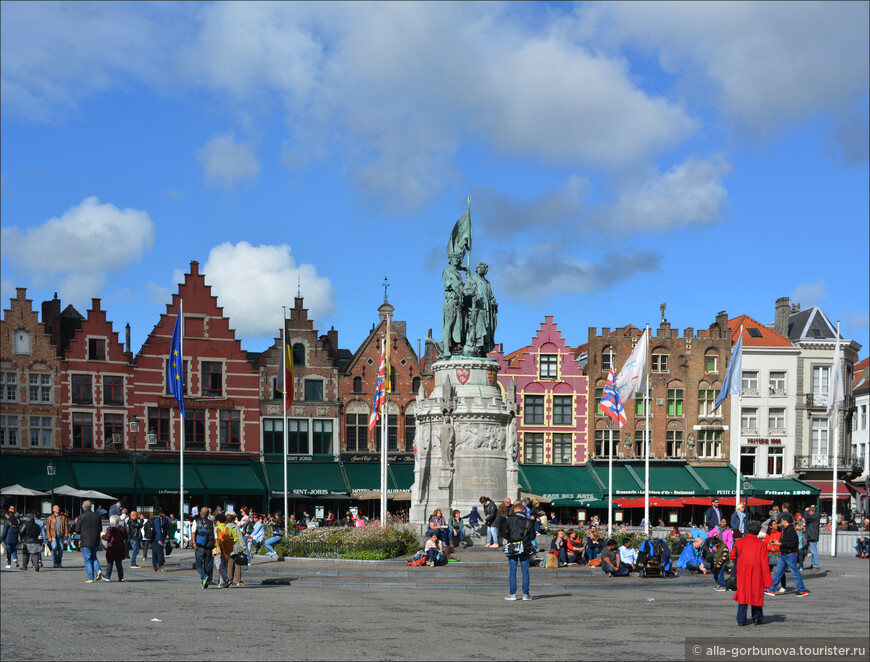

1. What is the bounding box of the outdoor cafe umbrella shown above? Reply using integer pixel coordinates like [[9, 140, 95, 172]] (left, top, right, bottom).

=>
[[388, 491, 412, 500], [75, 489, 116, 501], [52, 485, 82, 496], [1, 484, 47, 497], [520, 493, 552, 504], [718, 496, 773, 507], [353, 490, 382, 501], [615, 497, 685, 508]]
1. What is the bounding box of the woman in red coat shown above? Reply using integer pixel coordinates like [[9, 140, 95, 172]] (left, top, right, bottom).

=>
[[730, 520, 772, 626]]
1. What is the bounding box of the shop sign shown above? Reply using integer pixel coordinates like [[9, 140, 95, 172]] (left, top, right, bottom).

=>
[[747, 438, 782, 444]]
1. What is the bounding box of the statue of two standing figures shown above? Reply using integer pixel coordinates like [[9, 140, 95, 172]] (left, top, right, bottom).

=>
[[432, 198, 498, 358]]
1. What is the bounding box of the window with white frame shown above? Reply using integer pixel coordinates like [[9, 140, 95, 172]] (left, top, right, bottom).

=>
[[698, 430, 722, 458], [811, 418, 829, 463], [634, 430, 649, 458], [769, 371, 786, 395], [601, 347, 614, 371], [861, 404, 868, 430], [1, 372, 18, 402], [0, 415, 19, 447], [666, 430, 683, 457], [740, 446, 756, 476], [812, 366, 829, 397], [768, 447, 784, 475], [652, 352, 668, 373], [29, 416, 52, 447], [594, 429, 619, 457], [698, 389, 718, 417], [741, 371, 758, 394], [768, 408, 786, 434], [704, 352, 718, 374], [523, 432, 544, 464], [29, 373, 52, 403], [539, 354, 558, 380], [741, 408, 758, 433], [552, 433, 572, 464]]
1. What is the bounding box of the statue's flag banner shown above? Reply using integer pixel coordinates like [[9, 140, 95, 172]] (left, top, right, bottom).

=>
[[447, 200, 472, 261]]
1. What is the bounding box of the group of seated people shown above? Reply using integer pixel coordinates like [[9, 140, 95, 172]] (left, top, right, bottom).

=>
[[548, 528, 604, 566], [426, 508, 469, 549]]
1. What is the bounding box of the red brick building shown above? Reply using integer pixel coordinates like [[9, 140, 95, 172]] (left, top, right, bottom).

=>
[[132, 261, 260, 456], [0, 288, 62, 453], [491, 316, 588, 465], [586, 314, 733, 465], [60, 298, 135, 452]]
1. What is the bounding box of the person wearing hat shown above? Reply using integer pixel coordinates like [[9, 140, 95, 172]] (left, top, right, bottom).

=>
[[802, 505, 821, 570], [765, 513, 808, 597]]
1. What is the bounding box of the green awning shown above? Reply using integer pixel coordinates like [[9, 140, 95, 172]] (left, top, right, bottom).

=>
[[136, 461, 206, 495], [0, 455, 74, 491], [67, 458, 136, 495], [195, 461, 266, 495], [748, 477, 820, 497], [552, 498, 611, 508], [388, 463, 414, 492], [265, 462, 348, 496], [520, 465, 603, 501], [344, 464, 382, 493], [587, 464, 644, 496], [625, 465, 703, 496], [688, 465, 739, 496]]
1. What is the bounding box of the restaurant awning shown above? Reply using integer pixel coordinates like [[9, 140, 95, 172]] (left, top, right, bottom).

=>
[[519, 465, 603, 502], [625, 465, 704, 496], [587, 464, 643, 497], [688, 465, 739, 496], [194, 461, 267, 495], [805, 481, 851, 500], [0, 455, 75, 491], [264, 462, 348, 496], [388, 463, 414, 492], [747, 477, 820, 497], [344, 464, 384, 494], [66, 458, 136, 495], [136, 461, 207, 495], [615, 497, 685, 508]]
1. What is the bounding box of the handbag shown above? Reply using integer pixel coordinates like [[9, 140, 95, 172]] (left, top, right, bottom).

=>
[[588, 557, 601, 567], [164, 541, 173, 556], [545, 552, 559, 569], [504, 541, 524, 557], [0, 542, 5, 557], [43, 544, 51, 557]]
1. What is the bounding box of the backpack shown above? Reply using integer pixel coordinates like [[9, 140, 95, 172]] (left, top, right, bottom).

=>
[[216, 527, 234, 556], [195, 519, 214, 548], [143, 518, 155, 540]]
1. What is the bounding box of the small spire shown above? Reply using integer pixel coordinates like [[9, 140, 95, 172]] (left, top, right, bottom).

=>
[[383, 276, 390, 303], [297, 275, 301, 299]]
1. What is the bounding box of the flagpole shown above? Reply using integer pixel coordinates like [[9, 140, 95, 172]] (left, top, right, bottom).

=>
[[178, 299, 185, 546], [380, 320, 390, 527], [607, 419, 613, 538], [283, 306, 289, 538], [735, 325, 743, 510], [832, 321, 840, 557], [644, 324, 650, 537]]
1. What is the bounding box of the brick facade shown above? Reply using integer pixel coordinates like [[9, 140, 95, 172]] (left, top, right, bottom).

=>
[[338, 300, 433, 459], [586, 314, 733, 465], [0, 288, 62, 453], [491, 316, 588, 465], [132, 261, 260, 456]]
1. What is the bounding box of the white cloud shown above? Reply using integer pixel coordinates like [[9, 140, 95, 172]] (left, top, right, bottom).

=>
[[790, 280, 827, 308], [146, 282, 170, 305], [58, 273, 107, 305], [0, 277, 16, 306], [198, 135, 261, 188], [603, 157, 731, 233], [202, 242, 335, 337], [1, 197, 155, 279], [580, 2, 869, 134]]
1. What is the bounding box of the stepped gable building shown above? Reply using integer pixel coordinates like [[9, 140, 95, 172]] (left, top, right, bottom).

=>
[[61, 298, 135, 452], [0, 288, 62, 453], [338, 298, 433, 459], [490, 316, 588, 465], [586, 313, 733, 465], [726, 311, 799, 480], [133, 261, 260, 455], [782, 299, 862, 488], [255, 295, 346, 460]]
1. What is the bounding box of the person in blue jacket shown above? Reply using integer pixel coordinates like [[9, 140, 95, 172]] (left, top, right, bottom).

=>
[[246, 513, 265, 563], [677, 537, 710, 574]]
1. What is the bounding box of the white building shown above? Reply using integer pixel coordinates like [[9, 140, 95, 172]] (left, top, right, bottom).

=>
[[728, 313, 799, 479], [852, 358, 869, 476]]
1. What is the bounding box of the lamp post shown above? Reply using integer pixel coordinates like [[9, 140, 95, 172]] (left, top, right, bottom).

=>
[[47, 460, 56, 507], [126, 414, 149, 511]]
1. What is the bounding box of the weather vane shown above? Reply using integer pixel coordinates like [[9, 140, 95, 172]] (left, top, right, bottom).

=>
[[383, 276, 390, 302]]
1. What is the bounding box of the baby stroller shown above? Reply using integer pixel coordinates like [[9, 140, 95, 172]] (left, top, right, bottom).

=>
[[528, 539, 545, 567], [637, 538, 672, 578]]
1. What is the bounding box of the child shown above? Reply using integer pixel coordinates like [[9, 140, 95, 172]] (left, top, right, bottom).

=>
[[424, 532, 447, 566], [711, 535, 730, 591]]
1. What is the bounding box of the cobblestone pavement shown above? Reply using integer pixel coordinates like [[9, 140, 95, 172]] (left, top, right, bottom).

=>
[[1, 548, 867, 661]]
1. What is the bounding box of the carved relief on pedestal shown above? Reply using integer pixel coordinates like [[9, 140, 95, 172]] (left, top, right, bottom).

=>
[[453, 421, 507, 452]]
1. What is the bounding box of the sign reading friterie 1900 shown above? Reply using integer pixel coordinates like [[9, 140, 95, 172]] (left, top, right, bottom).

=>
[[747, 438, 782, 444]]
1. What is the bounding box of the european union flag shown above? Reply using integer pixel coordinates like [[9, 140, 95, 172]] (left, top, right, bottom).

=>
[[168, 314, 185, 417]]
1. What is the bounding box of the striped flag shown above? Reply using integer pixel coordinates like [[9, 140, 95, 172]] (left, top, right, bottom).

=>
[[368, 344, 387, 432], [598, 366, 626, 428]]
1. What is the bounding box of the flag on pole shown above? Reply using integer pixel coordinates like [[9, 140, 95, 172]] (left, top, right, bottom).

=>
[[713, 325, 743, 413], [827, 331, 844, 420], [167, 314, 185, 417], [369, 343, 387, 432], [615, 329, 649, 402], [276, 342, 294, 408], [447, 196, 472, 262], [599, 367, 627, 428]]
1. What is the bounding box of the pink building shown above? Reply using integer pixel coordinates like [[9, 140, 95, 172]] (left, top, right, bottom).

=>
[[490, 316, 588, 465]]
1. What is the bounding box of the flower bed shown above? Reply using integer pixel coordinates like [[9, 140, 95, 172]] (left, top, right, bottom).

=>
[[256, 525, 420, 560]]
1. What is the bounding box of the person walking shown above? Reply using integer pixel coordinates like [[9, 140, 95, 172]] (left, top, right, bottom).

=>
[[705, 498, 724, 531], [148, 510, 166, 572], [192, 507, 215, 588], [765, 513, 808, 598], [730, 520, 772, 626], [213, 513, 235, 588], [75, 500, 104, 583], [500, 502, 536, 601], [481, 496, 499, 548], [225, 513, 246, 587], [803, 505, 821, 570], [19, 514, 43, 571], [46, 505, 69, 568], [126, 511, 143, 568], [730, 502, 747, 536], [101, 515, 127, 582], [3, 506, 22, 568]]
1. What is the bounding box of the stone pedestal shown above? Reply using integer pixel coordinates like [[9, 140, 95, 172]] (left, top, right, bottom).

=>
[[410, 357, 519, 527]]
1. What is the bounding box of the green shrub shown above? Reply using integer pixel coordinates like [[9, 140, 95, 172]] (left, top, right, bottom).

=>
[[265, 525, 419, 559]]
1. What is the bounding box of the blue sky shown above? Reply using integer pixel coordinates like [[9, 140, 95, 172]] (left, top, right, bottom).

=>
[[2, 1, 868, 357]]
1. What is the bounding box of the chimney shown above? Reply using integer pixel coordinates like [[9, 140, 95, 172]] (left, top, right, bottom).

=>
[[716, 311, 728, 338], [125, 323, 131, 354], [774, 297, 790, 336], [42, 294, 62, 354]]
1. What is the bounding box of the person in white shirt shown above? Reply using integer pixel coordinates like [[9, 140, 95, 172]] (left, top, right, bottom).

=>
[[618, 538, 639, 575]]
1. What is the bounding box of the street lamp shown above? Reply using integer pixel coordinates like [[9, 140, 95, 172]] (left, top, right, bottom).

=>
[[46, 460, 56, 507], [126, 414, 149, 511]]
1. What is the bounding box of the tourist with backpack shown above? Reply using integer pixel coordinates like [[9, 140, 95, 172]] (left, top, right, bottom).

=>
[[3, 506, 22, 568], [213, 513, 236, 588], [192, 507, 215, 588], [225, 513, 247, 587]]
